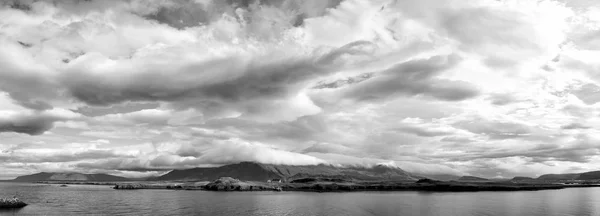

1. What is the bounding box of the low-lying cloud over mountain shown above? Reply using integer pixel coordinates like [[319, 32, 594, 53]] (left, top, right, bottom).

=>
[[1, 0, 600, 179]]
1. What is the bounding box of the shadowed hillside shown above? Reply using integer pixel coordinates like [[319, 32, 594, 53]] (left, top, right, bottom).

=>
[[536, 173, 580, 180], [576, 171, 600, 180]]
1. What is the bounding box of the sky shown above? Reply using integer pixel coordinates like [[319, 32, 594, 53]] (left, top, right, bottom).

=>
[[1, 0, 600, 179]]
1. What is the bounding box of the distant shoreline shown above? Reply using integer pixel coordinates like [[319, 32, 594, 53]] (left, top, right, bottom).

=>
[[16, 179, 600, 193]]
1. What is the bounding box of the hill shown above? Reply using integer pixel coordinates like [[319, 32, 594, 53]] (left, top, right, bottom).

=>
[[536, 173, 580, 180], [576, 171, 600, 180], [155, 162, 417, 182], [458, 176, 488, 181], [13, 172, 129, 182]]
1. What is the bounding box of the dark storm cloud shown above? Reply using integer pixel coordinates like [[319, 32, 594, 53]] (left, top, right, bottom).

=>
[[8, 92, 53, 111], [340, 54, 479, 101], [0, 114, 59, 135], [64, 41, 372, 107]]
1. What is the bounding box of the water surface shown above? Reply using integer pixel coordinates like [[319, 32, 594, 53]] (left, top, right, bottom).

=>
[[1, 182, 598, 216]]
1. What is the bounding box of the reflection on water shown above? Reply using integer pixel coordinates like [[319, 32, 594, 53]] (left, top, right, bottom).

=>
[[1, 182, 599, 216]]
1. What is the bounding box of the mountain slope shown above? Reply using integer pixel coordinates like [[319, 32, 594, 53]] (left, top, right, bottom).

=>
[[156, 162, 282, 181], [155, 162, 417, 182], [536, 173, 580, 180], [13, 172, 129, 182], [576, 171, 600, 180]]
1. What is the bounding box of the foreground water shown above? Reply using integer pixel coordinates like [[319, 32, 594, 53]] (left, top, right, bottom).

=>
[[1, 182, 599, 216]]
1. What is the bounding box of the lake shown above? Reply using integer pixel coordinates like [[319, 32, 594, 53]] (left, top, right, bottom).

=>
[[0, 182, 598, 216]]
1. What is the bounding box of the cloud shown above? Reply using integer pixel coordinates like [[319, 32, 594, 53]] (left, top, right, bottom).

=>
[[3, 0, 600, 180], [0, 109, 78, 135], [0, 115, 56, 135], [487, 93, 520, 106], [143, 0, 344, 30], [60, 41, 374, 122], [93, 109, 173, 125], [561, 122, 591, 130], [572, 83, 600, 105], [453, 118, 533, 140], [331, 54, 479, 102], [461, 135, 600, 164], [392, 119, 458, 137], [0, 148, 133, 163], [189, 140, 327, 166], [73, 139, 329, 171], [301, 142, 359, 155]]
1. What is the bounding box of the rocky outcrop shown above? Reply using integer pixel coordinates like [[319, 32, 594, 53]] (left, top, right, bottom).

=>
[[0, 198, 27, 209]]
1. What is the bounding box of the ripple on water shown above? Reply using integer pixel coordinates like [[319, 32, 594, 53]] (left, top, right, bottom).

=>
[[1, 182, 600, 216]]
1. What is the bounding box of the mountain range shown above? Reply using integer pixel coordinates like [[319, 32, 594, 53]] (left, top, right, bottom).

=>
[[11, 162, 600, 182], [153, 162, 417, 182]]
